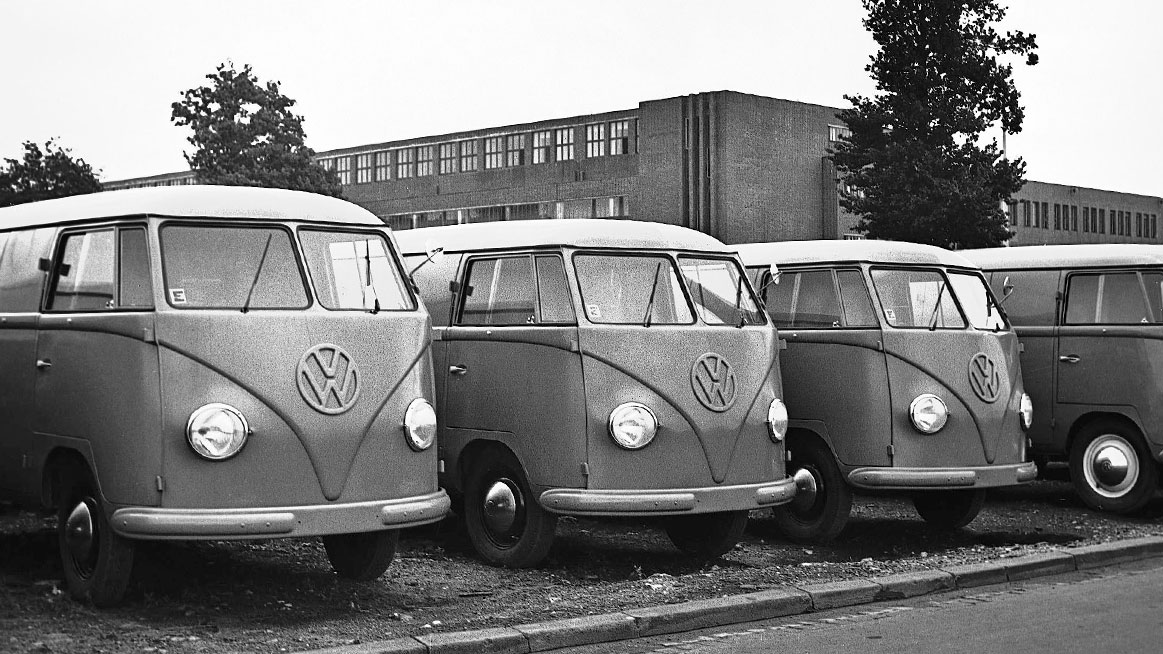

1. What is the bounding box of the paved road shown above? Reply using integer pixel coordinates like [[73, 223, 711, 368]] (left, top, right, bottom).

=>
[[557, 559, 1163, 654]]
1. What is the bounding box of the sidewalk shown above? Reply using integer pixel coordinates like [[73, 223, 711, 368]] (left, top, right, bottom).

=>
[[298, 535, 1163, 654]]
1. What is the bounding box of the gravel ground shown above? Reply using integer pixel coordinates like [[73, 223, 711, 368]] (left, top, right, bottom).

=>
[[2, 479, 1162, 654]]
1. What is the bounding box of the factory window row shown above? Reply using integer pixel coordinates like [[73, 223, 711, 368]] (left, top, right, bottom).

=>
[[385, 196, 629, 231], [318, 119, 635, 186], [1010, 200, 1158, 240]]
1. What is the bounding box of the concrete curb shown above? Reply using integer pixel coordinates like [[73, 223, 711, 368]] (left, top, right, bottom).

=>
[[294, 535, 1163, 654]]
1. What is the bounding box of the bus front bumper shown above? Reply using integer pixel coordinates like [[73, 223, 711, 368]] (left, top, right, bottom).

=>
[[847, 461, 1038, 490], [538, 477, 796, 517], [110, 490, 451, 540]]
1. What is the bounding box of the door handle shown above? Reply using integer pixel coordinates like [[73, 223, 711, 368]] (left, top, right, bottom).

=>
[[1059, 354, 1081, 364], [449, 364, 468, 376], [36, 359, 52, 370]]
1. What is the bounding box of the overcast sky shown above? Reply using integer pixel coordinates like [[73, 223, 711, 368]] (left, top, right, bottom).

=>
[[2, 0, 1160, 198]]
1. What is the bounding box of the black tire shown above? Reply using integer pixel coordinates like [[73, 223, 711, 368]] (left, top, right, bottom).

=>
[[664, 511, 749, 559], [771, 438, 851, 542], [323, 530, 398, 580], [463, 448, 557, 567], [912, 489, 986, 530], [1069, 420, 1158, 514], [57, 465, 135, 607]]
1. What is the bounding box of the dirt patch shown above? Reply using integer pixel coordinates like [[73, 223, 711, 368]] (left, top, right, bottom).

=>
[[2, 481, 1162, 653]]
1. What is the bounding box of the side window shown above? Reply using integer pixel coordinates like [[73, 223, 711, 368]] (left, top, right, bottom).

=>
[[764, 270, 843, 328], [1066, 272, 1151, 324], [535, 255, 575, 324], [119, 228, 154, 308], [459, 256, 536, 326], [991, 269, 1058, 326], [0, 228, 56, 312], [1142, 272, 1163, 322], [836, 269, 878, 327], [48, 230, 116, 311]]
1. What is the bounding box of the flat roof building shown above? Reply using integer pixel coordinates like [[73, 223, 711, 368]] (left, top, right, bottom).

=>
[[105, 90, 1162, 247]]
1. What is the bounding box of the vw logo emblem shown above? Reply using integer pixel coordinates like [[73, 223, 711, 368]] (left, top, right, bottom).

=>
[[968, 353, 1001, 403], [297, 344, 361, 415], [691, 352, 737, 412]]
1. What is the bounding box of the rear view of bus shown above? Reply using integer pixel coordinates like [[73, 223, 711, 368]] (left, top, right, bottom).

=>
[[0, 187, 448, 606]]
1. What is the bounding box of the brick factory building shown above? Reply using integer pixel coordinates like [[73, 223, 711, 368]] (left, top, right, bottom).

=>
[[105, 90, 1162, 247]]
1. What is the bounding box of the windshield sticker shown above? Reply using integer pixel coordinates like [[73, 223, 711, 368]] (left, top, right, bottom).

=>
[[587, 304, 602, 319], [884, 308, 895, 322], [170, 288, 187, 304]]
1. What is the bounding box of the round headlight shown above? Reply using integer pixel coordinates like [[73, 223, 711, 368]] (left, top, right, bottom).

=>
[[767, 398, 788, 442], [1019, 392, 1034, 431], [403, 398, 437, 451], [187, 403, 249, 460], [909, 394, 948, 434], [608, 402, 658, 450]]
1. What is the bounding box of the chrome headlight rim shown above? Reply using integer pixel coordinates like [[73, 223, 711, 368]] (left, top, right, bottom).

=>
[[909, 393, 948, 435], [1019, 392, 1034, 431], [186, 403, 249, 461], [403, 398, 438, 452], [767, 398, 788, 442], [608, 402, 658, 450]]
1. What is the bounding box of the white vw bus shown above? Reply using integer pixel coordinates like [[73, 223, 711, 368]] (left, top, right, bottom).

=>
[[738, 241, 1035, 541], [397, 219, 795, 567], [0, 186, 448, 605]]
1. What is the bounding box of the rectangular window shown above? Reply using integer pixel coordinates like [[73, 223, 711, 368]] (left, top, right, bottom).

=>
[[395, 148, 414, 178], [318, 157, 335, 172], [1153, 214, 1158, 240], [335, 157, 351, 185], [356, 153, 373, 184], [374, 151, 390, 181], [1100, 208, 1106, 234], [1041, 202, 1049, 230], [1072, 205, 1078, 231], [765, 270, 842, 328], [677, 256, 764, 326], [554, 127, 575, 161], [574, 254, 693, 325], [586, 123, 606, 158], [1022, 200, 1031, 227], [870, 268, 966, 329], [828, 125, 852, 142], [439, 143, 457, 174], [506, 134, 525, 167], [610, 120, 630, 155], [532, 131, 552, 164], [160, 226, 307, 309], [1065, 272, 1156, 324], [459, 140, 478, 172], [459, 256, 536, 326], [49, 230, 116, 311], [1054, 204, 1061, 230], [1083, 207, 1090, 233], [534, 255, 576, 324], [1032, 201, 1040, 228], [484, 137, 504, 169], [1137, 212, 1144, 238], [299, 230, 414, 311], [416, 146, 434, 176]]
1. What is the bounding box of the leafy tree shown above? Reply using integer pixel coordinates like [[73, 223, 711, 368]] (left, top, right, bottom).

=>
[[171, 62, 341, 196], [832, 0, 1038, 248], [0, 139, 103, 208]]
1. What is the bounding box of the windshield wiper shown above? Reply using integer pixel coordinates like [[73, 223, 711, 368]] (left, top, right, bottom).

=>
[[240, 234, 273, 314], [363, 240, 380, 314], [927, 282, 946, 331], [642, 262, 663, 327], [734, 272, 747, 328]]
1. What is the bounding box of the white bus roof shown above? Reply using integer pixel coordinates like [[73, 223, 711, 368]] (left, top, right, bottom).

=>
[[736, 240, 978, 268], [0, 185, 383, 229], [962, 244, 1163, 269], [395, 219, 733, 255]]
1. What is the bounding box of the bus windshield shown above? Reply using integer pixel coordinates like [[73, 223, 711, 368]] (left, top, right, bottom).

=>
[[573, 254, 694, 325], [161, 225, 308, 309], [299, 230, 415, 311]]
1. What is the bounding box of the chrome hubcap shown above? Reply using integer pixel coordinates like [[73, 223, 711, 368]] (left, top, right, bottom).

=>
[[1083, 435, 1138, 497], [789, 467, 820, 513], [482, 479, 520, 537], [65, 499, 97, 564]]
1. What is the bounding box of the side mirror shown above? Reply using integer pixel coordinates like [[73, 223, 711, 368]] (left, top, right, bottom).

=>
[[999, 275, 1015, 307], [769, 263, 782, 286]]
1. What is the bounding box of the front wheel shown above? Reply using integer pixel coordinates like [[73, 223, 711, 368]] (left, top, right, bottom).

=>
[[58, 465, 135, 607], [770, 438, 851, 542], [463, 449, 557, 567], [1069, 421, 1158, 513], [323, 530, 398, 580], [664, 511, 749, 559], [912, 489, 986, 530]]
